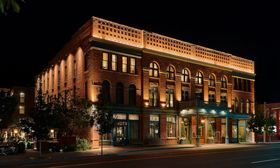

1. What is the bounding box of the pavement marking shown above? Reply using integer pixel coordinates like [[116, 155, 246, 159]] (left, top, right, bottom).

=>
[[251, 158, 280, 164]]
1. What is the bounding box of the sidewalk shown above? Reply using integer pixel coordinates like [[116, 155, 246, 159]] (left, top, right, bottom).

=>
[[0, 143, 263, 165]]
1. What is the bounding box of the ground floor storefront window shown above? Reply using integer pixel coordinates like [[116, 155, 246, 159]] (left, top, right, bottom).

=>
[[239, 120, 246, 142], [167, 116, 176, 137], [112, 113, 140, 145], [149, 115, 160, 142], [231, 119, 238, 142]]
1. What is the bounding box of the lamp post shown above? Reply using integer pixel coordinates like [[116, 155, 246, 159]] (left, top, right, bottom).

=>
[[196, 98, 200, 147]]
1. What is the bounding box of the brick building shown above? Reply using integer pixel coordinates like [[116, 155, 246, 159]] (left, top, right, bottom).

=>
[[35, 17, 255, 146], [257, 103, 280, 141], [0, 86, 34, 140]]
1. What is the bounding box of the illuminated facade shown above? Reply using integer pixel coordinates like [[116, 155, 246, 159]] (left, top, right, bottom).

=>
[[0, 86, 34, 140], [36, 17, 255, 146], [257, 103, 280, 141]]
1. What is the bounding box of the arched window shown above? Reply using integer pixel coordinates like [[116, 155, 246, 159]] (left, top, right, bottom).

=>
[[149, 62, 159, 77], [221, 76, 227, 88], [116, 82, 124, 105], [181, 68, 190, 82], [195, 71, 203, 85], [240, 99, 244, 113], [166, 66, 175, 80], [129, 85, 136, 105], [102, 80, 110, 103], [209, 74, 215, 87], [246, 99, 250, 114]]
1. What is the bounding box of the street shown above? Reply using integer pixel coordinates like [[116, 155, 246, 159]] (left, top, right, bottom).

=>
[[1, 143, 280, 168]]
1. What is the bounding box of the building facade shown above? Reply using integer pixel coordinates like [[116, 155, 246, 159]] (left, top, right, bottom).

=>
[[0, 86, 34, 140], [35, 17, 255, 146], [257, 103, 280, 141]]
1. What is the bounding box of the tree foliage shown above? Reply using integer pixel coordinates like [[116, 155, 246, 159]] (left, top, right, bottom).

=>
[[31, 84, 93, 140], [247, 111, 276, 135], [0, 0, 24, 14], [93, 92, 114, 135], [0, 90, 18, 131]]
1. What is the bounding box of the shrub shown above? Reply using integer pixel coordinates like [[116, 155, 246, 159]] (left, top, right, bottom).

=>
[[76, 138, 91, 151]]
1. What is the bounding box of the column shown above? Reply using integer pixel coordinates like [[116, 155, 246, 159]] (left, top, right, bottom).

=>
[[225, 112, 229, 144]]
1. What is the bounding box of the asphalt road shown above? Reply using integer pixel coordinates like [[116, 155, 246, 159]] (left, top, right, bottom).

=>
[[3, 144, 280, 168]]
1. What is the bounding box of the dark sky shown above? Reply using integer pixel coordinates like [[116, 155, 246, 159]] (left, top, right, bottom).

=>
[[0, 1, 279, 103]]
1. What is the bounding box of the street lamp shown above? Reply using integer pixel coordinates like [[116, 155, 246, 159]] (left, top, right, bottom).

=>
[[196, 98, 200, 147]]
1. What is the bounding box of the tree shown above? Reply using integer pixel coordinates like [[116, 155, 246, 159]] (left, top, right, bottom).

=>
[[93, 91, 114, 155], [247, 111, 265, 135], [247, 111, 276, 142], [0, 90, 18, 135], [31, 84, 94, 141], [0, 0, 24, 15]]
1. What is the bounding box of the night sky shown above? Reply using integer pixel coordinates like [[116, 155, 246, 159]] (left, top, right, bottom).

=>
[[0, 1, 279, 103]]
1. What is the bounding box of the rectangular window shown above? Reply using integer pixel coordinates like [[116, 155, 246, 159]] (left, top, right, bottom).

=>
[[167, 116, 176, 137], [111, 54, 117, 71], [102, 52, 109, 69], [20, 92, 25, 103], [150, 115, 160, 139], [221, 95, 227, 103], [149, 83, 158, 107], [166, 87, 174, 108], [130, 58, 136, 74], [247, 80, 251, 92], [208, 93, 215, 102], [19, 106, 25, 114], [84, 54, 88, 71], [122, 56, 127, 72], [234, 78, 238, 90], [181, 86, 189, 101]]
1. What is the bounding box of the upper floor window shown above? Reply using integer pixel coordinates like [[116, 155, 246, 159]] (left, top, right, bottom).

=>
[[149, 62, 159, 77], [19, 105, 25, 114], [20, 92, 25, 103], [209, 93, 215, 102], [129, 84, 136, 105], [166, 66, 175, 80], [234, 98, 239, 113], [208, 74, 215, 87], [102, 80, 110, 103], [221, 76, 227, 89], [111, 54, 117, 71], [195, 71, 203, 85], [246, 99, 250, 114], [247, 81, 251, 92], [122, 56, 128, 72], [149, 82, 159, 107], [84, 54, 88, 71], [102, 52, 109, 69], [166, 85, 174, 108], [130, 58, 136, 74], [181, 86, 189, 101], [116, 82, 124, 105], [240, 99, 244, 113], [181, 68, 190, 83]]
